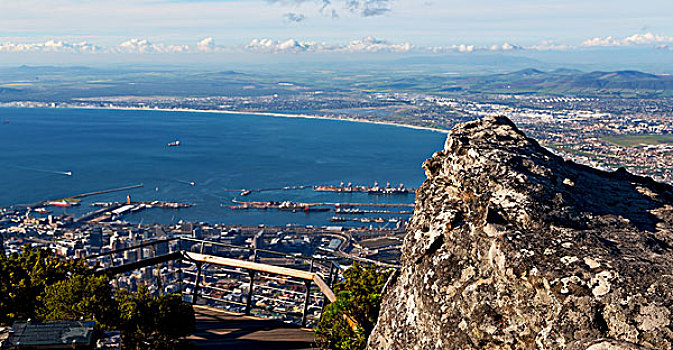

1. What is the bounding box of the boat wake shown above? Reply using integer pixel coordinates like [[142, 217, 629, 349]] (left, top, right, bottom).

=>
[[11, 165, 72, 176]]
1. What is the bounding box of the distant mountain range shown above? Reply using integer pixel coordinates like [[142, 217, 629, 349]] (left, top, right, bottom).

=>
[[1, 65, 672, 101], [441, 68, 673, 96]]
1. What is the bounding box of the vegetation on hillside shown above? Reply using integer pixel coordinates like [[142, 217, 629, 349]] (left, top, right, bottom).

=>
[[0, 245, 195, 349], [603, 134, 673, 147], [315, 262, 393, 350]]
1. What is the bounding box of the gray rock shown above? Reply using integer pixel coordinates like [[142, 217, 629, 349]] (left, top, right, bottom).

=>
[[368, 116, 673, 350]]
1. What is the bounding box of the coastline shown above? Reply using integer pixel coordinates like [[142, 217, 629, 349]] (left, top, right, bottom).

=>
[[1, 104, 450, 134]]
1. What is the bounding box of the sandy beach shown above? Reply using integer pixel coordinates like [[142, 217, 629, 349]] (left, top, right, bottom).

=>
[[2, 103, 449, 134]]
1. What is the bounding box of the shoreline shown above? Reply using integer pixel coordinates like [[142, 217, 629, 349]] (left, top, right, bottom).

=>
[[1, 104, 450, 134]]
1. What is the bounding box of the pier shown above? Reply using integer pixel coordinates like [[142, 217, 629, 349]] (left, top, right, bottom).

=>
[[223, 185, 313, 196], [68, 183, 145, 199], [314, 182, 415, 195], [229, 199, 415, 211], [77, 200, 193, 223], [224, 182, 416, 197], [22, 183, 145, 209]]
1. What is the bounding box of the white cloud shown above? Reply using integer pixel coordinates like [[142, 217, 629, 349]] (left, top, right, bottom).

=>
[[528, 40, 570, 51], [196, 37, 217, 52], [277, 39, 312, 51], [581, 36, 620, 47], [581, 32, 673, 47], [243, 36, 412, 53], [456, 44, 475, 52], [269, 0, 392, 18], [623, 32, 673, 45], [283, 12, 306, 23], [340, 36, 412, 53], [114, 38, 191, 54], [5, 33, 673, 57], [489, 42, 522, 51], [0, 38, 222, 55], [427, 44, 475, 53], [245, 38, 314, 52], [0, 40, 100, 53], [426, 40, 570, 52]]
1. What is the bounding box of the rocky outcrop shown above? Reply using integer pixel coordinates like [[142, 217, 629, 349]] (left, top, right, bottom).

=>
[[368, 116, 673, 350]]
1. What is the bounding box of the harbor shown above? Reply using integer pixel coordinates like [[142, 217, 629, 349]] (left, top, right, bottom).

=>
[[10, 184, 194, 227], [6, 178, 418, 229]]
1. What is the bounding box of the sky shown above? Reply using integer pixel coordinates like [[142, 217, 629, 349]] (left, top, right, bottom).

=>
[[1, 0, 673, 61]]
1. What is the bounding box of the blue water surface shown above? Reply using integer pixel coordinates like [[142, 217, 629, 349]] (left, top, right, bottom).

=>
[[0, 108, 445, 226]]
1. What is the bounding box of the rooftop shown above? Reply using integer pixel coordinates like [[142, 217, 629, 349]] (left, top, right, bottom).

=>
[[2, 320, 94, 349]]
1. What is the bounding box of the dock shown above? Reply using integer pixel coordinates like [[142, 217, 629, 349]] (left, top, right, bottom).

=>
[[77, 201, 192, 223], [224, 182, 416, 196], [314, 182, 415, 195], [229, 199, 415, 211]]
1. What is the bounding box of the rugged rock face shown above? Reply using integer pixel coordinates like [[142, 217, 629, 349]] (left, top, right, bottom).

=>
[[368, 116, 673, 350]]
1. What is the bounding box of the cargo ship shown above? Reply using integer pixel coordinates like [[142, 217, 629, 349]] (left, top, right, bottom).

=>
[[167, 140, 181, 147]]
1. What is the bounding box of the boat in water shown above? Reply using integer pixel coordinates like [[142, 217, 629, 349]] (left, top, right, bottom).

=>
[[303, 206, 330, 213], [47, 200, 81, 207], [167, 140, 181, 147]]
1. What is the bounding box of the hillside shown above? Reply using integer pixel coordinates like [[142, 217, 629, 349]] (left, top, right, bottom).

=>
[[443, 69, 673, 96]]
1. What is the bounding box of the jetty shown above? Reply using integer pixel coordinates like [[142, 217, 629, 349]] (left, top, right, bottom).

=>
[[314, 182, 415, 195], [22, 184, 145, 209], [229, 199, 414, 211], [79, 200, 192, 223], [70, 184, 145, 198], [223, 182, 416, 196]]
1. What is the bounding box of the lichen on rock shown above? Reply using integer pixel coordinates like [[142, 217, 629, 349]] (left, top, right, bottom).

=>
[[368, 116, 673, 350]]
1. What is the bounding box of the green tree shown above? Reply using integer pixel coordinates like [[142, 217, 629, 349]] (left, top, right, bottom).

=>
[[0, 250, 33, 323], [315, 262, 392, 350], [0, 245, 89, 324], [39, 273, 118, 329], [117, 286, 196, 350], [0, 245, 196, 350]]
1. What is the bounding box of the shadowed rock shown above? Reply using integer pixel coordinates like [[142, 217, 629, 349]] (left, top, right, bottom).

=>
[[368, 116, 673, 350]]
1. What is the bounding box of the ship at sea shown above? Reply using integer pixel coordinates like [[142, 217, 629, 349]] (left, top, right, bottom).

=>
[[47, 200, 81, 208], [167, 140, 181, 147]]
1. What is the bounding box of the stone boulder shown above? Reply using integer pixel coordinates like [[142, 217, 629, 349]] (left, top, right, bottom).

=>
[[368, 116, 673, 350]]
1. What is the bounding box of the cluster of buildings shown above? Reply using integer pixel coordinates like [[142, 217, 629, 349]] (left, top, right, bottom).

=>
[[423, 96, 673, 183], [1, 203, 404, 327]]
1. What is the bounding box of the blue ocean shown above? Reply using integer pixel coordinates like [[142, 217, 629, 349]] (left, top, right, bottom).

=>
[[0, 108, 445, 226]]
